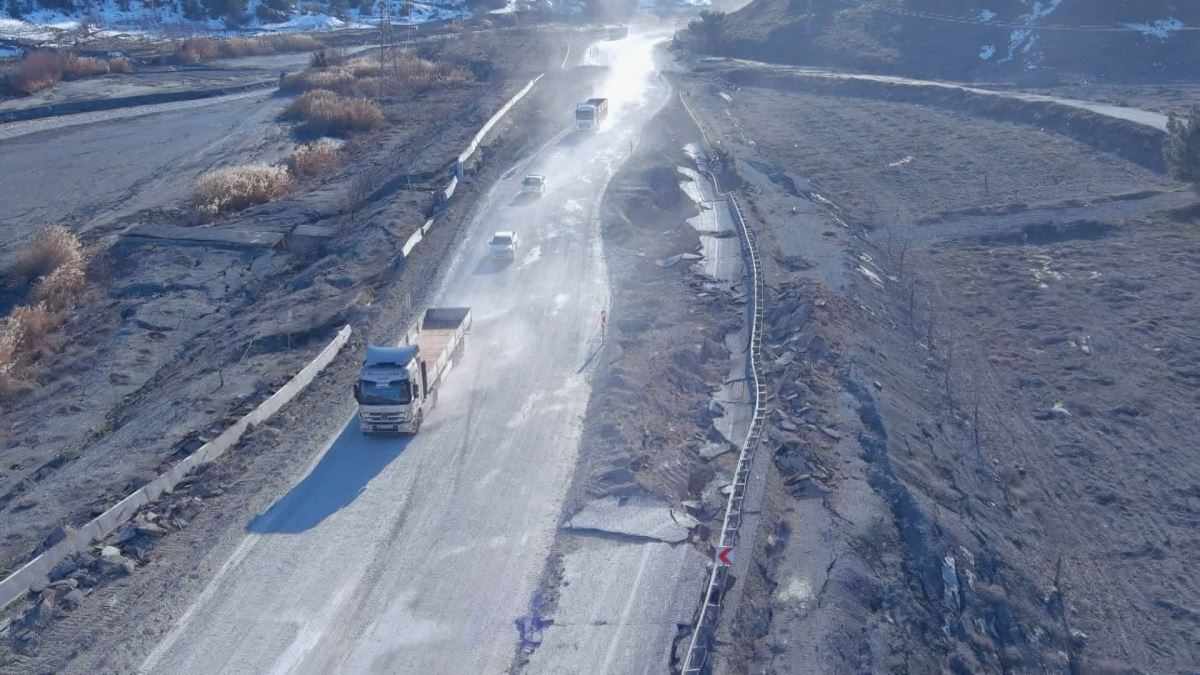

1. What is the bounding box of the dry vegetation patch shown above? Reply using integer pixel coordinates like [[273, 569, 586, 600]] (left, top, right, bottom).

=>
[[6, 50, 135, 94], [1, 226, 87, 398], [288, 139, 341, 176], [283, 90, 384, 135], [193, 164, 293, 216], [172, 34, 322, 65], [279, 51, 472, 98]]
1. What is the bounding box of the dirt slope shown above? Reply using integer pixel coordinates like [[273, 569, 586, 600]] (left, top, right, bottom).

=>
[[680, 70, 1200, 673], [690, 0, 1200, 81]]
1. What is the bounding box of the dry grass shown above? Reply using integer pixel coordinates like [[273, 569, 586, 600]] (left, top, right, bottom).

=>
[[32, 264, 86, 310], [7, 51, 134, 94], [0, 303, 64, 398], [62, 54, 133, 79], [0, 227, 87, 399], [283, 90, 384, 135], [288, 140, 341, 177], [173, 34, 322, 65], [392, 54, 472, 88], [62, 55, 109, 78], [278, 52, 471, 97], [10, 225, 83, 287], [8, 50, 64, 95], [279, 67, 355, 95], [193, 164, 293, 216], [1, 304, 62, 362]]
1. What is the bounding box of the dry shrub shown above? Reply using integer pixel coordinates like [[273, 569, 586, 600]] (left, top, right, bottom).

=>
[[278, 53, 469, 96], [2, 304, 63, 360], [0, 303, 64, 399], [393, 54, 472, 89], [351, 77, 380, 99], [33, 264, 86, 310], [9, 50, 65, 94], [174, 34, 322, 65], [108, 56, 134, 73], [63, 55, 109, 78], [193, 164, 293, 216], [283, 90, 383, 135], [0, 227, 86, 400], [288, 140, 340, 176], [176, 38, 221, 64], [10, 225, 83, 286], [279, 67, 355, 94], [271, 34, 322, 52], [346, 57, 380, 79]]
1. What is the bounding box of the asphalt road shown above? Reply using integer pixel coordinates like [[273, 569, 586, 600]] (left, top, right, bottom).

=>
[[139, 32, 671, 674], [0, 89, 289, 248]]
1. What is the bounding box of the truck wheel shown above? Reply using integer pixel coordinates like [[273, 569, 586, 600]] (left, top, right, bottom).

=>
[[412, 410, 423, 433]]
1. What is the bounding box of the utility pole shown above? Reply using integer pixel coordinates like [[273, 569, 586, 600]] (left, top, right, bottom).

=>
[[378, 0, 391, 107]]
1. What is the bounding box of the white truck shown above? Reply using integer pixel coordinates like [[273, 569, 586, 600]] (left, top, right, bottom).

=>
[[574, 97, 608, 132], [354, 307, 472, 434]]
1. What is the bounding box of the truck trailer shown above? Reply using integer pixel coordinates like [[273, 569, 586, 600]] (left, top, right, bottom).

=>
[[574, 97, 608, 132], [354, 307, 472, 434]]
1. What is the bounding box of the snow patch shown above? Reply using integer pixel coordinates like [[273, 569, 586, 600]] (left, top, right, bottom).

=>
[[1019, 0, 1061, 22], [1124, 18, 1184, 39], [978, 9, 996, 22], [979, 44, 996, 60], [999, 29, 1033, 63], [520, 245, 542, 269], [258, 14, 367, 32], [0, 0, 462, 41]]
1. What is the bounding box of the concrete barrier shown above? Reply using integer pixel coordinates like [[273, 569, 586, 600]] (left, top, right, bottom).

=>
[[401, 229, 424, 257], [0, 325, 352, 611], [457, 74, 545, 168]]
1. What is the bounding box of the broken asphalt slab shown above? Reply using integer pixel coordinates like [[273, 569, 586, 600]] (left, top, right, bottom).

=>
[[526, 538, 707, 674], [564, 496, 698, 544]]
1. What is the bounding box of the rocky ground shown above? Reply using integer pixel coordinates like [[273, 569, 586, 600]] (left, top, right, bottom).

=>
[[681, 68, 1200, 673], [0, 26, 608, 668]]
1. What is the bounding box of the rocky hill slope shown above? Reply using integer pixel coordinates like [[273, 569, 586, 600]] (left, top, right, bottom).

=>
[[685, 0, 1200, 81]]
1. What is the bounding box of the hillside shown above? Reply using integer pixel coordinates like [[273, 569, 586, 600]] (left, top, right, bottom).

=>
[[0, 0, 489, 41], [684, 0, 1200, 81]]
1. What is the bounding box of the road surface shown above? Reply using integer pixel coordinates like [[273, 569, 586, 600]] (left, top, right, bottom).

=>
[[0, 89, 290, 247], [139, 32, 671, 674], [719, 58, 1171, 131]]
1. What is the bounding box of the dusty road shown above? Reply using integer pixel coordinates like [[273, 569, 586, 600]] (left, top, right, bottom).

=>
[[715, 58, 1171, 131], [138, 32, 671, 674], [0, 89, 290, 248]]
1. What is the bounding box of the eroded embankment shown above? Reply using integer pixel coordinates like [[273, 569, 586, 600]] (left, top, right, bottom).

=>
[[679, 63, 1200, 674]]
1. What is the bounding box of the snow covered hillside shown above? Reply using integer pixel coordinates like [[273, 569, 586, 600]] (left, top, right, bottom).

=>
[[0, 0, 477, 42]]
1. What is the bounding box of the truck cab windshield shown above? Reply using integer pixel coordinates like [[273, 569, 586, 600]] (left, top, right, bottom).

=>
[[356, 380, 412, 405], [576, 109, 595, 119]]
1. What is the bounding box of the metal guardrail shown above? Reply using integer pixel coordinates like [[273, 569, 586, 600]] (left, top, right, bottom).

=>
[[678, 90, 770, 675]]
